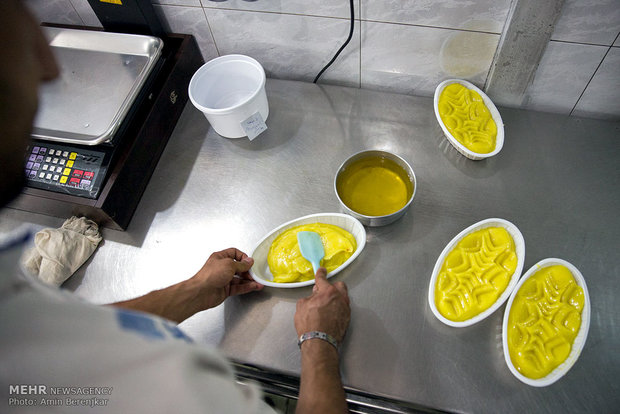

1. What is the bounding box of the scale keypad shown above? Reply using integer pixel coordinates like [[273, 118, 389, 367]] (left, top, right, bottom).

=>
[[24, 143, 108, 199]]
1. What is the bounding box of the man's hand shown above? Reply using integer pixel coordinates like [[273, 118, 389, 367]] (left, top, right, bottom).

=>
[[295, 268, 351, 414], [192, 248, 264, 310], [294, 267, 350, 343], [110, 248, 263, 323]]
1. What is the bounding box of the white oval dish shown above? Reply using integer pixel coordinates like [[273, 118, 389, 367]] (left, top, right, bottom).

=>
[[428, 218, 525, 327], [433, 79, 504, 160], [249, 213, 366, 288], [502, 258, 590, 387]]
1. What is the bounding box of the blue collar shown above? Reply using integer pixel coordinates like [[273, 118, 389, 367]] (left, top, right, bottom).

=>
[[0, 228, 31, 253]]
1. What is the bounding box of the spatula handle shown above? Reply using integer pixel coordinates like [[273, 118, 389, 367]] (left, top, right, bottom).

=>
[[311, 261, 320, 276]]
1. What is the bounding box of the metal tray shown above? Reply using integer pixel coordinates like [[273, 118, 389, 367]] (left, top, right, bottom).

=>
[[32, 27, 163, 145]]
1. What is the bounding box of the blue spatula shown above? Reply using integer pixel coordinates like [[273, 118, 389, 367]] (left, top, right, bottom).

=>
[[297, 231, 325, 275]]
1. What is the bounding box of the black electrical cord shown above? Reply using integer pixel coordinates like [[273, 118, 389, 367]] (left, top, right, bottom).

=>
[[313, 0, 354, 83]]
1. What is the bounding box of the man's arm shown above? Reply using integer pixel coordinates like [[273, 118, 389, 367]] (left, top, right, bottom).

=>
[[110, 248, 263, 323], [294, 268, 350, 414]]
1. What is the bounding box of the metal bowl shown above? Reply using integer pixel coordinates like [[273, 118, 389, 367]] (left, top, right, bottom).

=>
[[334, 150, 417, 227]]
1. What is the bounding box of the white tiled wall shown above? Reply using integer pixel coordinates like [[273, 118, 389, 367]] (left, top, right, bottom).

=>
[[524, 0, 620, 120], [202, 8, 361, 87], [25, 0, 620, 121]]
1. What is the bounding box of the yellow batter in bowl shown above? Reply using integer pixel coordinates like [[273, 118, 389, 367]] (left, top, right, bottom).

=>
[[435, 227, 518, 322], [268, 223, 357, 283], [506, 265, 585, 379], [438, 83, 497, 154]]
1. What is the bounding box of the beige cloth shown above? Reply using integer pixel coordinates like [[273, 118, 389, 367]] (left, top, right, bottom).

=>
[[22, 216, 102, 286]]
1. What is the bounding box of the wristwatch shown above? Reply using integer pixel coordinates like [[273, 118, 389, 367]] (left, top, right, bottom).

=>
[[297, 331, 338, 349]]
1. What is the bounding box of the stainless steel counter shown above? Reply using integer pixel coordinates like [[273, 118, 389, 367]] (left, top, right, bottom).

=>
[[3, 79, 619, 413]]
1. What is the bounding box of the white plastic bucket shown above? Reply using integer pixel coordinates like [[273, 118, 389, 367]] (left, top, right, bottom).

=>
[[188, 54, 269, 138]]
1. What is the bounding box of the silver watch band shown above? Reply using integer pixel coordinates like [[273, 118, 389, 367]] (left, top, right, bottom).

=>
[[298, 331, 339, 349]]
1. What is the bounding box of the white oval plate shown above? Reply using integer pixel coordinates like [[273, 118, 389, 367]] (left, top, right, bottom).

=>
[[433, 79, 504, 160], [502, 258, 591, 387], [428, 218, 525, 327], [249, 213, 366, 288]]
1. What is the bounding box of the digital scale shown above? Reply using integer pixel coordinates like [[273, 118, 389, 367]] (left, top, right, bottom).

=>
[[9, 1, 204, 230]]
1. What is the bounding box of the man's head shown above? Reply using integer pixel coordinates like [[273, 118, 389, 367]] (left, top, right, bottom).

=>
[[0, 0, 59, 207]]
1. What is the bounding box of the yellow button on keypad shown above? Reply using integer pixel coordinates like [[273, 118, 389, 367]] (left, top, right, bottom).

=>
[[69, 152, 77, 160], [66, 160, 74, 168], [59, 176, 68, 184], [63, 168, 71, 176]]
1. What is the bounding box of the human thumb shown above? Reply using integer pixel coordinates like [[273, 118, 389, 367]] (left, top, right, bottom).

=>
[[235, 256, 254, 273]]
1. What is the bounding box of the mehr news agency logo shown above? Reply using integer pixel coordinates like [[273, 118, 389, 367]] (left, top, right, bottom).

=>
[[8, 384, 113, 408]]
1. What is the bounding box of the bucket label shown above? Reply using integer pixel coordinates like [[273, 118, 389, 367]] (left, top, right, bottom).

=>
[[240, 112, 268, 141]]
